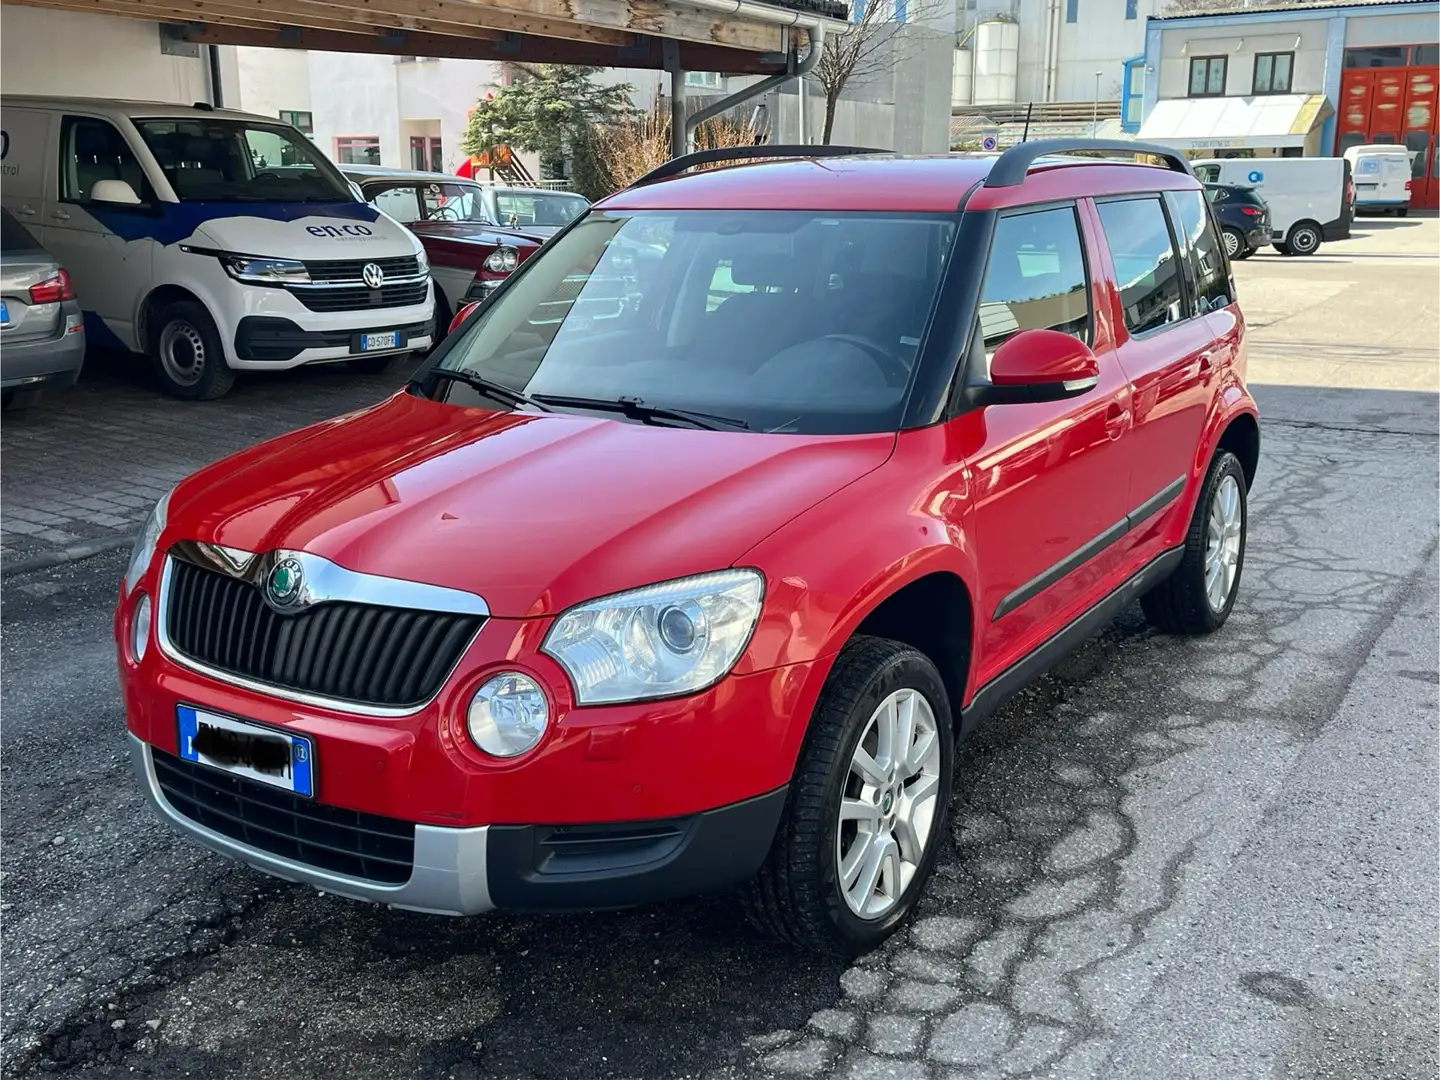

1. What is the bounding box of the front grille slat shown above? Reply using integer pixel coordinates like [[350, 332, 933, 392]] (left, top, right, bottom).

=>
[[152, 750, 416, 884], [303, 255, 420, 282], [164, 558, 483, 710], [285, 281, 430, 314]]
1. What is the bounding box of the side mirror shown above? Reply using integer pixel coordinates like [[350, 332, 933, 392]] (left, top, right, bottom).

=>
[[347, 180, 366, 203], [973, 328, 1100, 406], [448, 300, 480, 336], [90, 179, 142, 206]]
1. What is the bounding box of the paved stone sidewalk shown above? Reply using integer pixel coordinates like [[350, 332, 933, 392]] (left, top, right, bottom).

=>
[[0, 351, 419, 569]]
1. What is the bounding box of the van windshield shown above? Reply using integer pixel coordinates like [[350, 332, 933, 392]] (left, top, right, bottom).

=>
[[426, 209, 957, 435], [134, 119, 351, 203]]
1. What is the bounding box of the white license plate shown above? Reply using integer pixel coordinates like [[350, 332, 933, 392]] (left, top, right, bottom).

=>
[[359, 331, 399, 352], [177, 705, 315, 797]]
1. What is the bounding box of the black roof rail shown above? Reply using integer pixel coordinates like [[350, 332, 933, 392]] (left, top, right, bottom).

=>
[[631, 144, 890, 187], [984, 138, 1193, 188]]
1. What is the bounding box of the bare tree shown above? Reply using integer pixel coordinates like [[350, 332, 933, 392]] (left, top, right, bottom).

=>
[[814, 0, 946, 145]]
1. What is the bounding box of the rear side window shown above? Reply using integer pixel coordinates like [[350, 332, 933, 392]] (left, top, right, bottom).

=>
[[1167, 188, 1231, 313], [977, 206, 1090, 355], [1096, 198, 1184, 336], [60, 116, 147, 204]]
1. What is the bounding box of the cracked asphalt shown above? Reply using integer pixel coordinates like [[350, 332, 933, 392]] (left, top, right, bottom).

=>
[[2, 221, 1437, 1080]]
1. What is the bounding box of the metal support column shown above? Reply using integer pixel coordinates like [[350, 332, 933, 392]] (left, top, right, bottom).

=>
[[664, 39, 687, 160]]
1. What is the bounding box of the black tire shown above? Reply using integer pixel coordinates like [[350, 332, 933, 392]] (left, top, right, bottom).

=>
[[743, 635, 955, 958], [1, 388, 39, 411], [1280, 221, 1322, 256], [1231, 244, 1254, 261], [346, 354, 397, 375], [1221, 227, 1246, 260], [150, 300, 235, 400], [1140, 450, 1248, 635], [1397, 208, 1409, 218], [430, 282, 451, 351]]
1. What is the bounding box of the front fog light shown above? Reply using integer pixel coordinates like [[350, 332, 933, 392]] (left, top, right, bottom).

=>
[[467, 672, 549, 758], [132, 592, 152, 662]]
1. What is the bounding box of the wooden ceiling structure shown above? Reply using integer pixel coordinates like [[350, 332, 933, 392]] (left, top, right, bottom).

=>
[[2, 0, 850, 76]]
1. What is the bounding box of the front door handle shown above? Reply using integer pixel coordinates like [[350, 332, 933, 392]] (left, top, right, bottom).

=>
[[15, 205, 36, 218], [50, 209, 71, 222], [1104, 404, 1130, 439]]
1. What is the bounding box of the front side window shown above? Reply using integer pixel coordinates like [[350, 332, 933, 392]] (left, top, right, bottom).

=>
[[1166, 188, 1231, 313], [420, 182, 490, 222], [370, 184, 422, 222], [133, 118, 350, 202], [1188, 56, 1227, 97], [334, 136, 381, 166], [976, 206, 1090, 357], [1096, 198, 1185, 336], [1253, 52, 1293, 94], [60, 116, 149, 204], [428, 209, 957, 434]]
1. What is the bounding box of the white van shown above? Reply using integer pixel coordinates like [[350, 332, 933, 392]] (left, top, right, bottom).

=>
[[0, 98, 434, 399], [1342, 145, 1413, 215], [1191, 157, 1353, 256]]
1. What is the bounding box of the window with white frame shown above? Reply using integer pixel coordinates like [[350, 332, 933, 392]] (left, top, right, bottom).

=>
[[685, 71, 723, 90]]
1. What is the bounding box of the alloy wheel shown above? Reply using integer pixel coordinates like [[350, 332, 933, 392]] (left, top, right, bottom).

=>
[[1204, 473, 1243, 612], [836, 687, 942, 920]]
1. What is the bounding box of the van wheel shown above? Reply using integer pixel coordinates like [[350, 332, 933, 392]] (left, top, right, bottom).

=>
[[151, 301, 234, 400], [347, 354, 396, 375], [431, 283, 451, 350], [1140, 450, 1248, 635], [743, 635, 954, 958], [1397, 208, 1409, 218], [1280, 222, 1322, 256]]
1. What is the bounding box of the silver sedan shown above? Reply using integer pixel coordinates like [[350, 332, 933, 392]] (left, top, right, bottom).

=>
[[2, 207, 85, 410]]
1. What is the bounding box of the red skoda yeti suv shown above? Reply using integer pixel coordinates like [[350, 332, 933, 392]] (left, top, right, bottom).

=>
[[117, 140, 1259, 957]]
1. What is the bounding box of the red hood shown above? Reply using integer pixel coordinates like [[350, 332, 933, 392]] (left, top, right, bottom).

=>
[[170, 393, 894, 618]]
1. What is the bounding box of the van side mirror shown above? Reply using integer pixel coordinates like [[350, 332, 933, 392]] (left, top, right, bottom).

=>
[[970, 328, 1100, 406], [347, 180, 366, 203], [90, 180, 142, 206]]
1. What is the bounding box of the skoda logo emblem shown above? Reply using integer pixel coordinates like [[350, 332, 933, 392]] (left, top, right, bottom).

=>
[[268, 558, 304, 607], [361, 262, 385, 289]]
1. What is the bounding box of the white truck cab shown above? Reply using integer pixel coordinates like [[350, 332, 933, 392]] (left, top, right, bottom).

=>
[[0, 97, 433, 399]]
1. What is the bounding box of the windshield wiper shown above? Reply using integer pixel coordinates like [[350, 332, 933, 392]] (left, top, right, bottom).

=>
[[530, 394, 749, 431], [425, 369, 552, 412]]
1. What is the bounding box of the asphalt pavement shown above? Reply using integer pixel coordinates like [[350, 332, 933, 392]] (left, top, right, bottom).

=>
[[1, 221, 1437, 1080]]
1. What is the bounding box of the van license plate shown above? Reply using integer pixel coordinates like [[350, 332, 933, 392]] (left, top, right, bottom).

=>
[[359, 331, 400, 352], [177, 705, 315, 797]]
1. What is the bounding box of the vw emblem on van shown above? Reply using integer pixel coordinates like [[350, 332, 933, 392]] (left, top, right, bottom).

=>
[[267, 558, 305, 608], [362, 263, 385, 289]]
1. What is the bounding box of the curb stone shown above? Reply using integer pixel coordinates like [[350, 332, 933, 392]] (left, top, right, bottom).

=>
[[1, 535, 135, 579]]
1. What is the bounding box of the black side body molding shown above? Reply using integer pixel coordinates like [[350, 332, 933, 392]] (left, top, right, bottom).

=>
[[993, 476, 1186, 620], [963, 545, 1186, 737]]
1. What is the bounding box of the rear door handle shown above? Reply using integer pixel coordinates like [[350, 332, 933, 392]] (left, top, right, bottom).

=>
[[15, 205, 36, 218], [50, 209, 70, 222], [1198, 352, 1216, 373]]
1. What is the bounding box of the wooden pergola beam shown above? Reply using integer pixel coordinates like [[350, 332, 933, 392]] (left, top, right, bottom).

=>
[[0, 0, 797, 52], [163, 18, 795, 73]]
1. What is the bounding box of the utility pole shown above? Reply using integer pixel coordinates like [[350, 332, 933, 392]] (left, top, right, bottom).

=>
[[1093, 71, 1102, 137]]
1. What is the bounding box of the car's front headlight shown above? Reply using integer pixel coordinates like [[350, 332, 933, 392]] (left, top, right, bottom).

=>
[[483, 246, 519, 274], [414, 245, 429, 274], [218, 255, 311, 286], [541, 569, 764, 705], [124, 488, 173, 595]]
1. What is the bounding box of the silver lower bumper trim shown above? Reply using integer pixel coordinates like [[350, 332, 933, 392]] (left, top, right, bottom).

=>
[[128, 733, 494, 915]]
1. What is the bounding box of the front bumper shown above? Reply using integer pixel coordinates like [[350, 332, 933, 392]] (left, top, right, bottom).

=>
[[234, 316, 432, 364], [130, 733, 786, 914]]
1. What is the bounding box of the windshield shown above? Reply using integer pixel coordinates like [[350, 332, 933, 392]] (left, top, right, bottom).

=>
[[134, 119, 350, 202], [490, 190, 589, 229], [427, 209, 957, 435]]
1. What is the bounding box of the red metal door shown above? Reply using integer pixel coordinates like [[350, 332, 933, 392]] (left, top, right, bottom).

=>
[[1403, 69, 1438, 209]]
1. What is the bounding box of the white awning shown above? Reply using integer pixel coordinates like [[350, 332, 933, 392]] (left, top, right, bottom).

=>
[[1138, 94, 1332, 151]]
